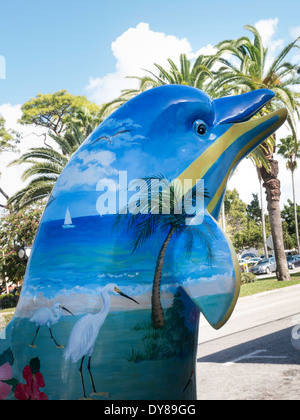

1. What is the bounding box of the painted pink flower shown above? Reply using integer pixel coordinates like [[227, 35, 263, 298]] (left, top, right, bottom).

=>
[[0, 362, 13, 400], [15, 365, 48, 401]]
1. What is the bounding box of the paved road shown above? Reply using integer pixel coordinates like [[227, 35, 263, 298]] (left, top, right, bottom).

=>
[[196, 285, 300, 400]]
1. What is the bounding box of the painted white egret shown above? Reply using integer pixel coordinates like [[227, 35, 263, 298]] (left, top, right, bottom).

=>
[[64, 283, 139, 399], [29, 302, 74, 349]]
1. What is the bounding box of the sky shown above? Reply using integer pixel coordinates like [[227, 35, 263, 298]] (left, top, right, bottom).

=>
[[0, 0, 300, 212]]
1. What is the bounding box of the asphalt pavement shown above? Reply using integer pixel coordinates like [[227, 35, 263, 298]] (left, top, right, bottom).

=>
[[196, 284, 300, 400]]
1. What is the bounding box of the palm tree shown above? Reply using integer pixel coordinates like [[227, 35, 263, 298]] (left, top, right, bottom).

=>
[[214, 25, 300, 281], [133, 54, 216, 90], [8, 123, 94, 210], [99, 54, 218, 119], [114, 176, 216, 329], [278, 135, 300, 254]]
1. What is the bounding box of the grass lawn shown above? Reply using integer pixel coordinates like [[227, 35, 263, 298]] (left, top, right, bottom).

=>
[[240, 273, 300, 297]]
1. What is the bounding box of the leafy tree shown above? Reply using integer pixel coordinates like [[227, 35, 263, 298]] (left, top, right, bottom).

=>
[[246, 194, 261, 224], [281, 199, 300, 250], [224, 189, 270, 252], [8, 103, 100, 210], [7, 122, 95, 210], [18, 90, 102, 136], [215, 25, 300, 281], [0, 204, 44, 289], [277, 135, 300, 254], [0, 116, 20, 211], [0, 116, 14, 154]]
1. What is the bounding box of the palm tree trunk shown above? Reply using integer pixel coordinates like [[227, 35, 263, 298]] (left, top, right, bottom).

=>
[[151, 225, 176, 329], [259, 159, 290, 281], [291, 168, 300, 254], [257, 168, 268, 257]]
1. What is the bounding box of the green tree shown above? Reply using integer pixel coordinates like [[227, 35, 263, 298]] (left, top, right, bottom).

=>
[[19, 90, 102, 136], [0, 116, 20, 212], [224, 189, 270, 253], [277, 135, 300, 254], [246, 194, 261, 224], [0, 204, 44, 290], [0, 116, 14, 153], [7, 123, 94, 210], [114, 176, 215, 329], [215, 25, 300, 281], [99, 54, 218, 119], [282, 199, 300, 250], [8, 98, 100, 210]]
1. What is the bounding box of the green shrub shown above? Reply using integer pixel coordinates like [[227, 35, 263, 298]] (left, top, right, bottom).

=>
[[0, 293, 19, 309], [241, 272, 257, 284]]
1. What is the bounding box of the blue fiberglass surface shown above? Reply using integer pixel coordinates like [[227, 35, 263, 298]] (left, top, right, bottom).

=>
[[0, 85, 286, 400]]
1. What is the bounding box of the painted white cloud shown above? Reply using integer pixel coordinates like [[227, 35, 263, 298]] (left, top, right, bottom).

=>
[[85, 22, 193, 104]]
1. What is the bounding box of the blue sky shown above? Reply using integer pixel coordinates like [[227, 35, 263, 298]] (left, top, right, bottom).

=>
[[0, 0, 299, 105], [0, 0, 299, 209]]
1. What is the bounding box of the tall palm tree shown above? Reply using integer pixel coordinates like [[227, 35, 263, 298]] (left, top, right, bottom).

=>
[[214, 25, 300, 281], [278, 135, 300, 254], [114, 176, 216, 329]]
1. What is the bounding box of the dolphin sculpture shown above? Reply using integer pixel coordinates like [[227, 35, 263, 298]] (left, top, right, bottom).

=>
[[0, 85, 287, 400]]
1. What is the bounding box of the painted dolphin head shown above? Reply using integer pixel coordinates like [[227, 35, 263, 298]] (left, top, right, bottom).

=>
[[71, 85, 286, 221], [24, 85, 287, 331]]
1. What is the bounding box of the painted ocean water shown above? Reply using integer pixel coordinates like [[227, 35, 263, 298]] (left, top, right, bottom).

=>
[[1, 212, 236, 400]]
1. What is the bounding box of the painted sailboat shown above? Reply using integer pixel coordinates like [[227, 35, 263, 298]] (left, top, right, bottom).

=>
[[62, 207, 75, 229]]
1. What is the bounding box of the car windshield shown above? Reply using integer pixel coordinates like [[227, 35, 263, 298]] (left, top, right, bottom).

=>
[[257, 259, 269, 265]]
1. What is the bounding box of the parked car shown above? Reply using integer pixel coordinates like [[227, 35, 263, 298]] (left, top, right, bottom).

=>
[[287, 255, 300, 270], [241, 253, 257, 260], [249, 257, 276, 275], [247, 258, 262, 266]]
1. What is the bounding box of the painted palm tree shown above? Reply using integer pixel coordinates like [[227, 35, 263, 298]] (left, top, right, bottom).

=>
[[213, 25, 300, 281], [277, 135, 300, 254], [114, 176, 216, 330]]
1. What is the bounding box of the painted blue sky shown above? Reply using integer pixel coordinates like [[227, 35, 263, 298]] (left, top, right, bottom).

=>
[[0, 0, 299, 208]]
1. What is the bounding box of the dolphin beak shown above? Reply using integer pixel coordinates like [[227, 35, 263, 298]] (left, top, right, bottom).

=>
[[213, 89, 288, 159], [213, 89, 277, 125], [204, 89, 287, 214]]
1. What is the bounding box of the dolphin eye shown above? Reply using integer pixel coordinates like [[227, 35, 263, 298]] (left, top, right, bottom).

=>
[[193, 120, 207, 136]]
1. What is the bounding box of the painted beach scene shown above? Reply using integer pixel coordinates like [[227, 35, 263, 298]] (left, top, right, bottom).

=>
[[0, 207, 236, 400]]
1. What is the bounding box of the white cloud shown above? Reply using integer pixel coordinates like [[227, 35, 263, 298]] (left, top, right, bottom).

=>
[[255, 18, 280, 48], [254, 18, 284, 70], [290, 26, 300, 40], [0, 104, 51, 210], [85, 22, 193, 104]]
